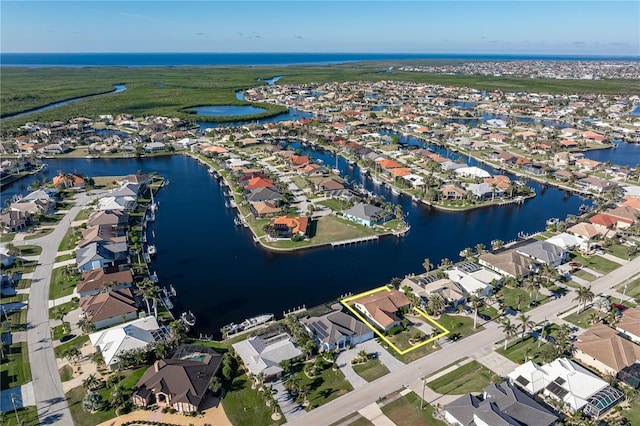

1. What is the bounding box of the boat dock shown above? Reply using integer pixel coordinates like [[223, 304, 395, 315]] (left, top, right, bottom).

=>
[[331, 235, 379, 247]]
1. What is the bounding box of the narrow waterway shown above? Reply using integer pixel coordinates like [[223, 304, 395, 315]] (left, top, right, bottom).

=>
[[2, 84, 127, 119], [2, 153, 587, 337]]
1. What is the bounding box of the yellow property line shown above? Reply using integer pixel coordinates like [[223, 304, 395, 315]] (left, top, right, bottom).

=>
[[340, 286, 450, 355]]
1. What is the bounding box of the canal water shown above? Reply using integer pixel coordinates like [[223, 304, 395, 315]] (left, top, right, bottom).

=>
[[3, 148, 588, 336]]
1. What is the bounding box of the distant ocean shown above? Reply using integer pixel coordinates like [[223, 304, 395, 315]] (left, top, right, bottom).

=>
[[2, 52, 639, 68]]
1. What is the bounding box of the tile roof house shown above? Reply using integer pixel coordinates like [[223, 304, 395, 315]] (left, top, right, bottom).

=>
[[245, 187, 282, 204], [444, 381, 558, 426], [574, 324, 640, 376], [132, 345, 223, 412], [342, 203, 390, 227], [80, 288, 138, 329], [478, 250, 535, 278], [516, 240, 568, 267], [567, 222, 611, 240], [250, 200, 282, 217], [76, 241, 129, 272], [0, 210, 33, 232], [351, 289, 410, 331], [77, 224, 127, 249], [440, 184, 466, 200], [77, 267, 133, 298], [87, 210, 129, 235], [89, 316, 166, 370], [616, 306, 640, 344], [401, 276, 466, 307], [232, 333, 302, 381], [507, 358, 624, 417], [301, 310, 374, 352], [268, 216, 309, 238]]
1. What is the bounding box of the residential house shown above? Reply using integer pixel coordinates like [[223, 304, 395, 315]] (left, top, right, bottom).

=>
[[301, 310, 373, 352], [40, 143, 71, 154], [79, 288, 138, 329], [576, 177, 617, 194], [76, 241, 129, 272], [245, 187, 282, 204], [89, 316, 166, 370], [0, 210, 33, 232], [455, 166, 491, 179], [144, 142, 166, 152], [250, 201, 282, 217], [478, 250, 535, 278], [516, 240, 567, 267], [52, 173, 85, 189], [444, 381, 558, 426], [351, 289, 410, 331], [132, 345, 223, 412], [77, 267, 133, 298], [342, 203, 391, 227], [617, 306, 640, 344], [466, 183, 502, 200], [507, 358, 624, 417], [445, 263, 500, 297], [574, 324, 640, 377], [440, 184, 466, 200], [576, 158, 603, 172], [77, 224, 127, 249], [232, 333, 302, 381], [97, 195, 137, 211], [545, 232, 588, 251], [87, 210, 129, 235], [401, 275, 466, 308], [268, 216, 309, 239], [567, 222, 611, 240]]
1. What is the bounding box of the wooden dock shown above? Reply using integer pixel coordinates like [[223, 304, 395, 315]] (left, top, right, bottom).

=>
[[331, 235, 379, 247]]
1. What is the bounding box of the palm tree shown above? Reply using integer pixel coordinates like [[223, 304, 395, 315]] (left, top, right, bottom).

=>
[[500, 318, 518, 350], [516, 293, 526, 312], [475, 243, 486, 255], [523, 278, 537, 308], [63, 346, 82, 364], [439, 257, 452, 269], [78, 318, 95, 334], [422, 258, 433, 273], [469, 294, 482, 329], [573, 285, 595, 313], [523, 345, 532, 363], [428, 294, 446, 316], [82, 373, 102, 391], [518, 313, 535, 341], [109, 383, 127, 412]]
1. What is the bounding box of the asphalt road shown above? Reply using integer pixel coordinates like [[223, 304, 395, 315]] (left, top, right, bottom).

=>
[[19, 191, 104, 426]]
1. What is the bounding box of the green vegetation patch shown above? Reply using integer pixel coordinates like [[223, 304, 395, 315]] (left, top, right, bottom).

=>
[[291, 361, 353, 411], [55, 253, 75, 263], [13, 245, 42, 257], [563, 308, 598, 329], [1, 406, 39, 426], [380, 391, 446, 426], [572, 269, 596, 282], [329, 413, 375, 426], [50, 266, 81, 300], [65, 367, 146, 426], [24, 228, 54, 240], [1, 233, 16, 243], [570, 253, 620, 274], [497, 324, 563, 365], [427, 360, 495, 395], [222, 373, 285, 426], [58, 228, 82, 252], [499, 287, 549, 312], [0, 342, 32, 390], [59, 364, 74, 382], [352, 358, 390, 382], [54, 335, 89, 359]]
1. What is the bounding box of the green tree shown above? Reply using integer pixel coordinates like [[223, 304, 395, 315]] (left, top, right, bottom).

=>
[[573, 285, 595, 314], [422, 258, 433, 273], [518, 312, 535, 341], [208, 376, 222, 394], [500, 318, 518, 350], [82, 391, 102, 413]]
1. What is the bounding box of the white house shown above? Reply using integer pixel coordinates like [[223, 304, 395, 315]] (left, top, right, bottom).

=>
[[445, 263, 501, 297], [232, 333, 302, 381], [89, 316, 166, 370]]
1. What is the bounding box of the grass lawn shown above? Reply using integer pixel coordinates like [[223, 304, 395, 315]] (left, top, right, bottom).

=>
[[569, 253, 620, 274], [74, 209, 91, 221], [499, 287, 549, 312], [572, 269, 596, 282], [478, 305, 501, 320], [13, 245, 42, 257], [292, 361, 353, 410], [616, 276, 640, 302], [60, 364, 74, 382], [222, 373, 285, 426], [317, 198, 349, 212], [291, 176, 311, 190], [49, 267, 81, 300], [352, 358, 390, 382], [386, 327, 431, 352], [58, 228, 81, 252], [438, 314, 481, 341], [24, 228, 54, 240], [606, 244, 640, 260], [7, 309, 27, 331], [329, 413, 374, 426], [563, 308, 598, 329], [66, 367, 147, 426], [0, 342, 31, 390], [1, 406, 39, 426], [497, 324, 562, 365], [16, 279, 32, 290], [49, 299, 79, 319], [2, 260, 38, 275], [0, 293, 28, 304], [623, 399, 640, 425], [428, 361, 496, 395], [55, 253, 76, 262], [380, 391, 446, 426], [54, 335, 89, 358], [1, 233, 15, 242]]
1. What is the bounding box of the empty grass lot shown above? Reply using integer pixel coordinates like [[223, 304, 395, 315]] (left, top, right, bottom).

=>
[[569, 253, 620, 274], [352, 358, 390, 382], [380, 391, 446, 426], [497, 324, 562, 365], [563, 308, 598, 329], [427, 361, 495, 395], [1, 406, 39, 426], [0, 342, 31, 390], [222, 372, 285, 426]]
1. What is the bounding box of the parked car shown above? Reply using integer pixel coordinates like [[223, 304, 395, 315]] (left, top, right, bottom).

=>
[[612, 303, 629, 311], [569, 262, 580, 268]]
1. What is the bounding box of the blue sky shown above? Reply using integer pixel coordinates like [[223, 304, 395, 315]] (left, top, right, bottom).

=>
[[1, 1, 638, 55]]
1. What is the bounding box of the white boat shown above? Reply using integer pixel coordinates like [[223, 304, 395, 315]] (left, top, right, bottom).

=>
[[360, 168, 369, 175], [391, 187, 401, 196], [181, 311, 196, 327], [546, 218, 560, 226], [372, 176, 383, 185], [332, 168, 341, 175], [347, 159, 356, 166], [411, 195, 421, 203], [147, 245, 157, 256], [241, 313, 274, 330], [208, 168, 215, 175]]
